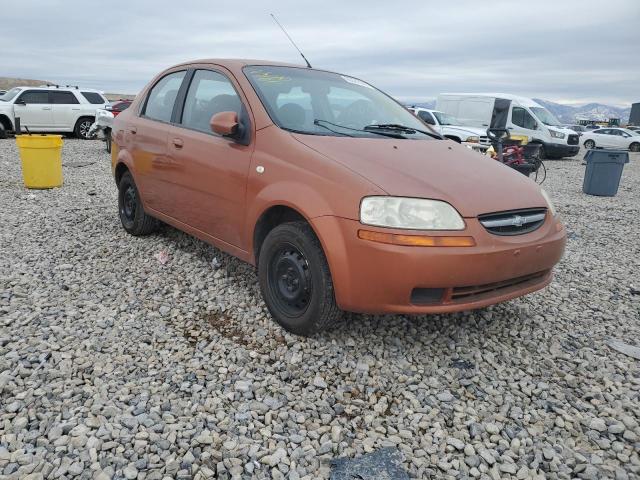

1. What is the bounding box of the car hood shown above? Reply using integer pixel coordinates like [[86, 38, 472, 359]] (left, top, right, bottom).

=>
[[292, 135, 547, 218], [442, 125, 487, 137]]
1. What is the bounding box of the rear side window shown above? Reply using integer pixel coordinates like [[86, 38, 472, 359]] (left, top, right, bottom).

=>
[[181, 70, 241, 134], [144, 71, 186, 123], [511, 107, 537, 130], [17, 90, 49, 104], [81, 91, 106, 104], [51, 91, 80, 104]]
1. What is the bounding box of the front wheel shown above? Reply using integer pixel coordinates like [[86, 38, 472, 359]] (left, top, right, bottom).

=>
[[118, 172, 158, 236], [584, 139, 595, 149], [258, 221, 341, 336], [629, 142, 640, 153]]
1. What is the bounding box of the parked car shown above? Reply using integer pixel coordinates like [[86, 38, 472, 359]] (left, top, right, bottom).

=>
[[0, 90, 6, 96], [105, 99, 132, 117], [407, 107, 490, 151], [584, 124, 601, 130], [112, 59, 566, 335], [437, 94, 580, 159], [0, 85, 108, 139], [626, 125, 640, 132], [581, 128, 640, 151], [565, 124, 587, 134]]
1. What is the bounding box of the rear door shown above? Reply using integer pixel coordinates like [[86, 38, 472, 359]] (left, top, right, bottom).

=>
[[594, 129, 616, 148], [14, 90, 53, 130], [131, 70, 187, 213], [50, 90, 81, 129], [165, 67, 253, 248]]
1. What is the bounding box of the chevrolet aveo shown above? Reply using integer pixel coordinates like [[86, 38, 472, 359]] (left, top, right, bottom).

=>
[[112, 59, 566, 336]]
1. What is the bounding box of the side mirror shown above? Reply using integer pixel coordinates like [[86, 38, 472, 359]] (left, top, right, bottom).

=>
[[210, 111, 239, 137], [15, 99, 25, 105]]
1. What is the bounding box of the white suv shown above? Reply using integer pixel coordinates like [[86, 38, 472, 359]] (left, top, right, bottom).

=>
[[0, 86, 108, 139]]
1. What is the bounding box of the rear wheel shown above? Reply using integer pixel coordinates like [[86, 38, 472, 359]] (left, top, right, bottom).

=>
[[74, 117, 94, 139], [0, 124, 6, 139], [629, 142, 640, 153], [258, 221, 341, 336], [118, 172, 158, 235], [584, 139, 595, 149]]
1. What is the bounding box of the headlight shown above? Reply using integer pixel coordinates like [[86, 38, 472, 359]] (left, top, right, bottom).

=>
[[549, 130, 565, 139], [540, 189, 556, 216], [465, 136, 479, 143], [360, 196, 465, 230]]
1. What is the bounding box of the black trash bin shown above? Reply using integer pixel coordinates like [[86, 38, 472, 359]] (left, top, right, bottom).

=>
[[582, 150, 629, 196]]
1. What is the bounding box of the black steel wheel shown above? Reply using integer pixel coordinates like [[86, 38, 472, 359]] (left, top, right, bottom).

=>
[[117, 171, 158, 235], [258, 221, 341, 336]]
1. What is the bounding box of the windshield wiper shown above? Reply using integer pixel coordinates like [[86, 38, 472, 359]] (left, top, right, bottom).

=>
[[312, 120, 354, 137], [314, 119, 406, 139], [365, 123, 442, 139]]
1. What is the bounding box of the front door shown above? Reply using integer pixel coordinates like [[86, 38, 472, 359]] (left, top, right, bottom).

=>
[[50, 90, 81, 129], [509, 106, 539, 140], [165, 68, 253, 249], [14, 90, 53, 130]]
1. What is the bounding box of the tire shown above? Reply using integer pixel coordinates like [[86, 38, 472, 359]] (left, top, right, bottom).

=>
[[0, 124, 6, 139], [584, 139, 595, 149], [118, 172, 158, 236], [537, 144, 546, 160], [629, 142, 640, 153], [258, 221, 341, 336], [105, 129, 112, 153], [74, 117, 94, 140]]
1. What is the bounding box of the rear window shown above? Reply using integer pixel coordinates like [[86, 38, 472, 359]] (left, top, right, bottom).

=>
[[81, 91, 106, 104], [51, 91, 80, 104]]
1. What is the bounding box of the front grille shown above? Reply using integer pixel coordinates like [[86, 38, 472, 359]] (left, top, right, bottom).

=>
[[478, 208, 547, 236], [568, 134, 579, 145], [479, 135, 490, 145], [451, 271, 549, 301]]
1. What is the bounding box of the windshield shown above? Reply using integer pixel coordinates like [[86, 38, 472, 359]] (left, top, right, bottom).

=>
[[432, 111, 460, 126], [530, 107, 562, 127], [244, 66, 434, 139], [0, 88, 21, 102]]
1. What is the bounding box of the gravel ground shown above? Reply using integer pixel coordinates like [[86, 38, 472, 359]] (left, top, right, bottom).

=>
[[1, 138, 639, 480]]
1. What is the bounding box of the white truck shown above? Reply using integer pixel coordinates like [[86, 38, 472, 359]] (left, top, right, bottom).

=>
[[407, 106, 490, 152], [436, 93, 580, 159], [0, 85, 108, 139]]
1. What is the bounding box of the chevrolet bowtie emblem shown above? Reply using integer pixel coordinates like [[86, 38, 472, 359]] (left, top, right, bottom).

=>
[[511, 215, 524, 227]]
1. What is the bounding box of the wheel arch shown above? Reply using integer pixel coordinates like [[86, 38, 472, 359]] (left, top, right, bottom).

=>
[[0, 114, 13, 131]]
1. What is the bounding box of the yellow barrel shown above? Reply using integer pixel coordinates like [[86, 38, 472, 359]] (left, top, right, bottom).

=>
[[16, 135, 64, 189]]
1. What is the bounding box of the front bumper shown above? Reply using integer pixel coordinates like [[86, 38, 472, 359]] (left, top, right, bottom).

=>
[[312, 215, 566, 314], [545, 142, 579, 158]]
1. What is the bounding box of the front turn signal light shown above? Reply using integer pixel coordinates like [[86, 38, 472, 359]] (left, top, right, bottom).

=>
[[358, 230, 476, 247]]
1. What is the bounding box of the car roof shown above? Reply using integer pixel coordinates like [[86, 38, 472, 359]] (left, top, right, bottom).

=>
[[441, 93, 542, 107], [11, 85, 103, 92], [173, 58, 308, 70]]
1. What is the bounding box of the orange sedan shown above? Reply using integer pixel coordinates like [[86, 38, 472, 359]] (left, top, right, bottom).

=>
[[112, 59, 565, 335]]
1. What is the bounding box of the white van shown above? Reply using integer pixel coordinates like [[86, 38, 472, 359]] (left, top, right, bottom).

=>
[[436, 93, 580, 159]]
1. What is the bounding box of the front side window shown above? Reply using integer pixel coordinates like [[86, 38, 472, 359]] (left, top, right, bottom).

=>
[[17, 90, 49, 104], [244, 66, 434, 139], [432, 111, 460, 126], [81, 91, 106, 104], [143, 71, 186, 122], [511, 107, 537, 130], [51, 91, 79, 104], [181, 70, 242, 134], [418, 111, 436, 125]]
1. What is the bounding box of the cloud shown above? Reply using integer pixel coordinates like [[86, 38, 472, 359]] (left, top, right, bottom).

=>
[[1, 0, 638, 105]]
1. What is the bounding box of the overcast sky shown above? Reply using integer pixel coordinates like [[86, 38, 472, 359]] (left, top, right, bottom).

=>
[[1, 0, 638, 106]]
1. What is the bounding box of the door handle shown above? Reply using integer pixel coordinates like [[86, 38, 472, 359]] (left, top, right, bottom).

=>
[[172, 138, 183, 148], [42, 107, 52, 110]]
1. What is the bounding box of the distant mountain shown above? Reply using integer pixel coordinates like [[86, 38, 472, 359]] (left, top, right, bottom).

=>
[[533, 99, 630, 124], [0, 77, 50, 90]]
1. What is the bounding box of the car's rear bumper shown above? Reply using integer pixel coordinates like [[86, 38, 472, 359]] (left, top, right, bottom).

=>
[[312, 215, 566, 314]]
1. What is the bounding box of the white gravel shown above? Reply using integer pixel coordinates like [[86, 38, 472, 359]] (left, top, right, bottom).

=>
[[1, 138, 639, 480]]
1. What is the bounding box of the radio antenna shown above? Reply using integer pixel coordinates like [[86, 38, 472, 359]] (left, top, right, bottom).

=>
[[270, 13, 312, 68]]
